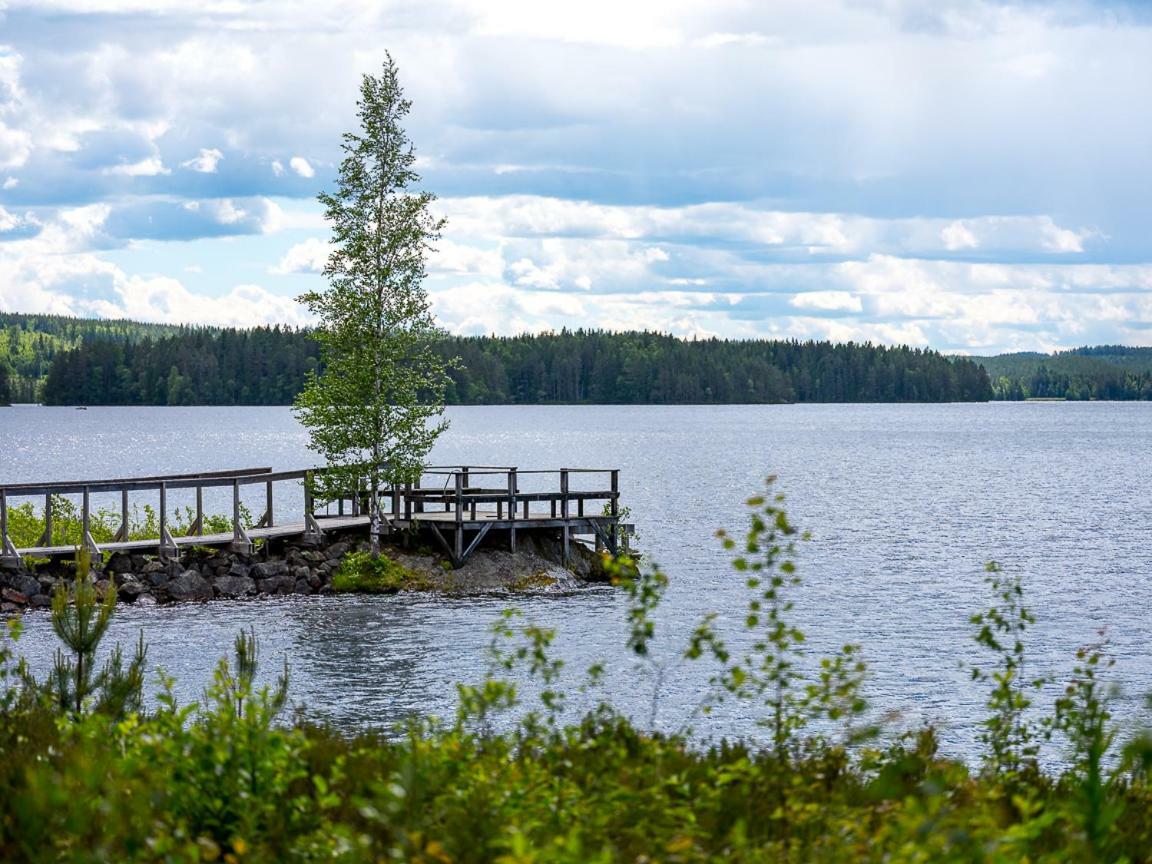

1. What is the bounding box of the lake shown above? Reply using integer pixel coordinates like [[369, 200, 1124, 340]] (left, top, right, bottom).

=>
[[3, 403, 1151, 758]]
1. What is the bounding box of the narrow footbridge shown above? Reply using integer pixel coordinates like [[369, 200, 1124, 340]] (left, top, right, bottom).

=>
[[0, 465, 626, 569]]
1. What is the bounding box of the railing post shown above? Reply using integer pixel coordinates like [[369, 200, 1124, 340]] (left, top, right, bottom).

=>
[[404, 482, 413, 521], [610, 469, 620, 555], [38, 493, 53, 547], [117, 488, 129, 542], [302, 470, 324, 545], [560, 470, 570, 565], [454, 471, 464, 563], [81, 486, 101, 559], [1, 488, 22, 567], [195, 485, 204, 535], [158, 482, 177, 559], [508, 469, 517, 553], [230, 478, 252, 554], [265, 479, 274, 528]]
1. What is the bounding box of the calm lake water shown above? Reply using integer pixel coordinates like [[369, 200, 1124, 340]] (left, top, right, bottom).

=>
[[2, 403, 1151, 758]]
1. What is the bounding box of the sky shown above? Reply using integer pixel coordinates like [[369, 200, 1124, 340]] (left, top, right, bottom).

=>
[[0, 0, 1150, 353]]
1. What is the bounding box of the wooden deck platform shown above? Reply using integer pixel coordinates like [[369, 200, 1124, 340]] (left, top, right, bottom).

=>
[[1, 465, 627, 569]]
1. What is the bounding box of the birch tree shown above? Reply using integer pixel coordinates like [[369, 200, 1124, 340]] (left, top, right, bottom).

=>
[[295, 54, 452, 556]]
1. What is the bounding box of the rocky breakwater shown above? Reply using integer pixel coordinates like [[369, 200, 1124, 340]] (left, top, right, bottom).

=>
[[0, 530, 608, 613]]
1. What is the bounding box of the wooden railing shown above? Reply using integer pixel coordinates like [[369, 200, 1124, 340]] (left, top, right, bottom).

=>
[[0, 465, 623, 566]]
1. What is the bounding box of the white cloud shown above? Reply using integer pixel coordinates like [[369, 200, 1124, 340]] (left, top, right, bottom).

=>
[[89, 278, 309, 327], [0, 1, 1149, 352], [180, 147, 223, 173], [289, 156, 315, 178], [2, 176, 18, 189], [941, 221, 979, 251], [103, 157, 170, 177], [272, 237, 330, 274], [790, 291, 863, 313], [694, 32, 772, 49]]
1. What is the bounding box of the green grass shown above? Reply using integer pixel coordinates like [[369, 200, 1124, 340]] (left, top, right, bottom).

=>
[[4, 496, 249, 552], [331, 550, 429, 593]]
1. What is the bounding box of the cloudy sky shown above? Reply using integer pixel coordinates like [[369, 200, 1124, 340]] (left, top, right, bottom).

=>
[[0, 0, 1149, 352]]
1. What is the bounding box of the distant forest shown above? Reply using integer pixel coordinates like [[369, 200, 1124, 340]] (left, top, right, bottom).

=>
[[3, 311, 1149, 406], [0, 313, 991, 405], [976, 347, 1152, 400]]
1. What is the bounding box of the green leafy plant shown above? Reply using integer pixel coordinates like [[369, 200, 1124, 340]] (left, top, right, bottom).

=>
[[968, 562, 1046, 778], [331, 550, 428, 593]]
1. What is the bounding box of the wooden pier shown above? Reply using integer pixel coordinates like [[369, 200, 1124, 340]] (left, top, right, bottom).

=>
[[0, 465, 626, 569]]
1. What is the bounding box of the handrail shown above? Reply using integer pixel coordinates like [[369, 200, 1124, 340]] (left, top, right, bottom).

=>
[[0, 466, 273, 494], [0, 463, 622, 564]]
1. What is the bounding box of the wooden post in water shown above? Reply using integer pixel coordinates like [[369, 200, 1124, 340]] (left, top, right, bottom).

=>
[[508, 468, 517, 553], [610, 469, 620, 555], [560, 469, 570, 565], [454, 471, 464, 564]]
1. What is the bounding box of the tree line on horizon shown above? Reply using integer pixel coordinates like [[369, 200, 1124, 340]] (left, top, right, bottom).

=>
[[7, 312, 1152, 406], [32, 325, 994, 405]]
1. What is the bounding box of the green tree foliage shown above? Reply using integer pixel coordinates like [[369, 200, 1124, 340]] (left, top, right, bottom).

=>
[[0, 360, 10, 405], [39, 324, 995, 404], [977, 346, 1152, 400], [0, 312, 182, 403], [293, 55, 452, 554], [42, 325, 317, 405]]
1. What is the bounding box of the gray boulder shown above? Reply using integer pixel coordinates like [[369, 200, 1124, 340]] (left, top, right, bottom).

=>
[[215, 575, 256, 598], [167, 571, 213, 602], [118, 580, 150, 600], [10, 572, 41, 598], [258, 573, 294, 595], [251, 561, 288, 579]]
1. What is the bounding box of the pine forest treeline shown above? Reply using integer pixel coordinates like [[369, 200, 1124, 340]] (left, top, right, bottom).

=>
[[36, 326, 993, 405], [976, 347, 1152, 401]]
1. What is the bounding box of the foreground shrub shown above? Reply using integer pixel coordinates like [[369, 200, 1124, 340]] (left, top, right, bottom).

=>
[[3, 478, 1152, 861]]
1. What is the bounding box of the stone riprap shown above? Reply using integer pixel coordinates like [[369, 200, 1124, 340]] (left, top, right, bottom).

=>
[[0, 530, 607, 613]]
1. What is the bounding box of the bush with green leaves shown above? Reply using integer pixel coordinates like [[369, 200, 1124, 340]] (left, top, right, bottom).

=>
[[5, 481, 1152, 861]]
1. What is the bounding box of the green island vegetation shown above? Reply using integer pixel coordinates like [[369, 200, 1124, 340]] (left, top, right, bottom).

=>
[[4, 482, 1152, 862], [3, 314, 994, 405], [976, 346, 1152, 401], [331, 551, 430, 594]]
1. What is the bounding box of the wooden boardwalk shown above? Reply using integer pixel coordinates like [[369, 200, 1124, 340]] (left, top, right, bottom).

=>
[[1, 465, 627, 569]]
